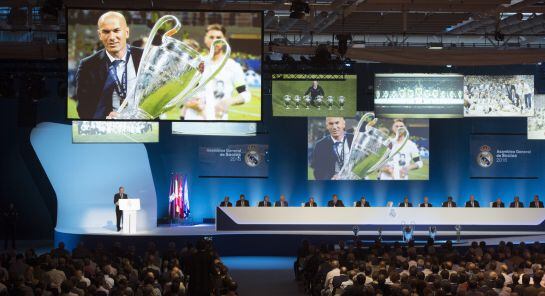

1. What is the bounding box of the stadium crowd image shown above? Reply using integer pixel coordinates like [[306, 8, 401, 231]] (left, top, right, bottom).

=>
[[2, 1, 545, 295]]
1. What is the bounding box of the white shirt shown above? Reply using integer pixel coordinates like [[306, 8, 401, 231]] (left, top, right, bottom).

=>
[[325, 268, 341, 289], [331, 135, 350, 174], [105, 49, 137, 112], [379, 138, 422, 180], [185, 58, 247, 120]]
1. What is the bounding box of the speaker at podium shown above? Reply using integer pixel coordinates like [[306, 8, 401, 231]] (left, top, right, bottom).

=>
[[119, 199, 141, 234]]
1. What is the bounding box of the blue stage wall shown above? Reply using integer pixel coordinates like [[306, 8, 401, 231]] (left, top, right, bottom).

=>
[[148, 64, 545, 222]]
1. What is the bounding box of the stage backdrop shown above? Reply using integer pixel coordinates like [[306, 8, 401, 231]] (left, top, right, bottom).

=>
[[31, 122, 157, 233]]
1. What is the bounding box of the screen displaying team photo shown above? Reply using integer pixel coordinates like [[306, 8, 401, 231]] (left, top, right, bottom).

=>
[[307, 112, 429, 180], [272, 74, 357, 117], [374, 73, 464, 118], [528, 95, 545, 140], [72, 121, 159, 143], [67, 9, 262, 121], [464, 75, 534, 117]]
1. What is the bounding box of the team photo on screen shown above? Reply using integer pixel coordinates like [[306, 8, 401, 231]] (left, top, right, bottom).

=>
[[72, 121, 159, 143], [464, 75, 534, 117], [374, 73, 464, 118], [67, 9, 262, 121], [272, 74, 357, 117], [307, 112, 429, 181]]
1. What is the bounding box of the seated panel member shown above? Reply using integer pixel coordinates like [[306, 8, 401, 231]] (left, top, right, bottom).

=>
[[219, 196, 232, 207], [327, 194, 345, 207], [510, 196, 524, 208], [465, 195, 480, 208], [235, 194, 250, 207], [530, 195, 544, 208], [442, 196, 456, 208], [355, 196, 370, 207], [275, 195, 288, 207], [399, 196, 412, 207], [258, 195, 272, 207], [492, 197, 505, 208], [305, 197, 318, 207], [419, 196, 432, 207]]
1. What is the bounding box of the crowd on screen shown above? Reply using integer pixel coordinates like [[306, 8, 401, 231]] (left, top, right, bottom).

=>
[[219, 194, 544, 208], [295, 239, 545, 296], [0, 239, 238, 296]]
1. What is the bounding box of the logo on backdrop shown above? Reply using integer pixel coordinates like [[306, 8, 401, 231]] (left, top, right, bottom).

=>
[[244, 144, 261, 167], [476, 145, 494, 168]]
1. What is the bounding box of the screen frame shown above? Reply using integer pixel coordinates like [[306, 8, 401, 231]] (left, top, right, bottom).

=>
[[65, 7, 264, 123]]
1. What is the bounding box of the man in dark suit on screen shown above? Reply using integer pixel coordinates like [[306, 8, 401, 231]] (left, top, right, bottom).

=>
[[219, 196, 232, 207], [114, 186, 127, 232], [327, 194, 345, 207], [310, 117, 354, 180], [442, 196, 457, 208], [74, 11, 143, 119], [258, 195, 272, 207], [530, 195, 543, 208], [399, 196, 412, 207], [235, 194, 250, 207], [465, 195, 480, 207], [510, 196, 524, 208], [305, 197, 318, 207], [492, 197, 505, 208], [355, 196, 370, 207]]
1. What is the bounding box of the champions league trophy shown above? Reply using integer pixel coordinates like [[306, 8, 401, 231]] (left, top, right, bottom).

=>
[[336, 113, 409, 180], [283, 95, 291, 109], [455, 225, 462, 243], [294, 95, 301, 109], [338, 96, 345, 110], [315, 95, 324, 110], [428, 226, 437, 240], [327, 96, 334, 110], [116, 15, 231, 119], [402, 221, 414, 242], [304, 95, 311, 109]]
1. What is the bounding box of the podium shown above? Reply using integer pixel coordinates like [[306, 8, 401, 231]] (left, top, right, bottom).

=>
[[119, 199, 140, 234]]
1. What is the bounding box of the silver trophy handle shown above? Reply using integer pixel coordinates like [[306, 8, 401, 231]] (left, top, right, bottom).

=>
[[183, 39, 231, 102], [336, 113, 375, 178], [117, 15, 181, 114], [367, 125, 410, 173]]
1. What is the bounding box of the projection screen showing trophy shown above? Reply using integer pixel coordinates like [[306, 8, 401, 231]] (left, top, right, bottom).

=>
[[67, 9, 262, 121], [307, 112, 429, 180]]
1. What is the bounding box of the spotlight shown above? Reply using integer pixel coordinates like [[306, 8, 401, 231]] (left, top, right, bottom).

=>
[[428, 42, 443, 50], [336, 33, 352, 57], [289, 0, 310, 19], [494, 31, 505, 42]]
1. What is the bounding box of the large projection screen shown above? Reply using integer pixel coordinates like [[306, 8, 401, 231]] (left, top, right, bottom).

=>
[[67, 9, 262, 121]]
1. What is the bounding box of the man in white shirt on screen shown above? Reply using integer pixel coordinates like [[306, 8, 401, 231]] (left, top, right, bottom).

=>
[[183, 24, 251, 120], [378, 119, 423, 180]]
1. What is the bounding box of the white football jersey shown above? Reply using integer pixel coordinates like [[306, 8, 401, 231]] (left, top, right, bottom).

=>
[[379, 139, 422, 180]]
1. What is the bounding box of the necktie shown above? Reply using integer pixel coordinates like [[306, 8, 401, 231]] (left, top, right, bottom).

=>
[[516, 202, 518, 208], [537, 202, 540, 208], [471, 202, 474, 207], [95, 60, 123, 119], [448, 202, 451, 208]]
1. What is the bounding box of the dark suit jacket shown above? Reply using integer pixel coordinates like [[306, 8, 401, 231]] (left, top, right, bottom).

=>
[[310, 134, 354, 180], [492, 202, 505, 208], [304, 202, 317, 207], [114, 193, 127, 211], [419, 203, 433, 207], [275, 201, 289, 207], [442, 201, 457, 207], [236, 200, 250, 207], [510, 201, 524, 208], [327, 200, 345, 207], [219, 201, 232, 207], [74, 47, 143, 119], [398, 202, 412, 207], [355, 201, 370, 207], [258, 201, 272, 207], [465, 201, 480, 207], [530, 201, 544, 208]]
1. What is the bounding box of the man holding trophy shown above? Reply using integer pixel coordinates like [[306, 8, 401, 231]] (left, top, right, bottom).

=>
[[378, 119, 423, 180], [310, 117, 353, 180], [74, 11, 143, 119], [183, 24, 251, 120]]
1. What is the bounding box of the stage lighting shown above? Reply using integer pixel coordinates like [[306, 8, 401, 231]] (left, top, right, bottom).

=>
[[290, 0, 310, 19], [336, 33, 352, 57], [313, 44, 331, 65], [494, 31, 505, 42], [428, 42, 443, 50]]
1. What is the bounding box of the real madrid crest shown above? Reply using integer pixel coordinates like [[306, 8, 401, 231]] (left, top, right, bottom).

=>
[[245, 144, 260, 167], [476, 145, 494, 168]]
